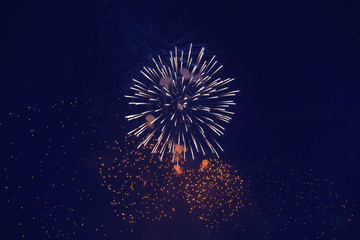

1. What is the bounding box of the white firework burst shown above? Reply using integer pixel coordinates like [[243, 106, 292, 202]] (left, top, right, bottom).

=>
[[125, 44, 238, 161]]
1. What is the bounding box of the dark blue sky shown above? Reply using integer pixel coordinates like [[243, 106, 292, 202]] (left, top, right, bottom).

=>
[[1, 0, 360, 239]]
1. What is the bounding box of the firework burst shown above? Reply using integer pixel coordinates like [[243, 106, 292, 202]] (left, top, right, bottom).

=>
[[125, 44, 238, 161]]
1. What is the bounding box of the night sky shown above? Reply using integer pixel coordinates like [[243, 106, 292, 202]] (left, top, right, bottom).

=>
[[1, 0, 360, 239]]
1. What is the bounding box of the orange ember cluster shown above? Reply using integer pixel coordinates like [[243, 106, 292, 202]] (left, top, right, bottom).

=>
[[98, 136, 248, 230]]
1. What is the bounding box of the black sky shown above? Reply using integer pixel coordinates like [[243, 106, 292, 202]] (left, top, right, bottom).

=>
[[1, 0, 360, 239]]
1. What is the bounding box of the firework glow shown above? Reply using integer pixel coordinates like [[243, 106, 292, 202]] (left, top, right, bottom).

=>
[[125, 44, 239, 161], [98, 135, 248, 231]]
